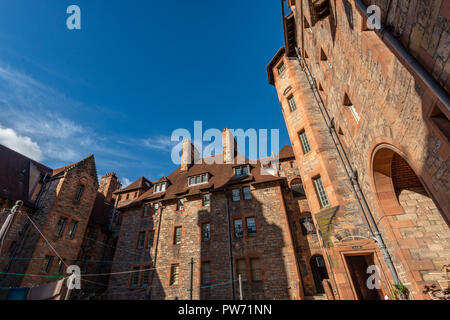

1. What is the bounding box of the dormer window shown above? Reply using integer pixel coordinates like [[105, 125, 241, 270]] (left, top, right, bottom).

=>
[[154, 182, 167, 193], [277, 62, 286, 75], [188, 173, 209, 187], [234, 165, 250, 177]]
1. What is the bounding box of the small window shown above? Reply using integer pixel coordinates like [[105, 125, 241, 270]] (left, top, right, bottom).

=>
[[300, 213, 316, 235], [234, 165, 249, 177], [290, 161, 296, 168], [66, 220, 78, 240], [277, 62, 286, 75], [137, 232, 146, 249], [288, 96, 297, 112], [201, 261, 211, 285], [177, 199, 184, 211], [304, 17, 313, 33], [320, 48, 333, 70], [232, 189, 240, 202], [55, 258, 66, 275], [246, 217, 256, 237], [75, 185, 84, 202], [188, 174, 209, 187], [131, 267, 140, 287], [41, 255, 54, 273], [169, 264, 180, 286], [174, 227, 182, 245], [154, 183, 167, 193], [299, 130, 311, 154], [430, 103, 450, 140], [234, 219, 243, 238], [250, 258, 263, 281], [202, 223, 210, 242], [143, 205, 150, 217], [243, 187, 252, 200], [55, 217, 67, 238], [147, 231, 155, 248], [344, 93, 360, 123], [126, 193, 130, 200], [142, 266, 151, 287], [152, 203, 159, 215], [202, 194, 210, 207], [236, 259, 248, 281], [291, 179, 305, 197], [313, 176, 330, 208], [310, 0, 331, 25]]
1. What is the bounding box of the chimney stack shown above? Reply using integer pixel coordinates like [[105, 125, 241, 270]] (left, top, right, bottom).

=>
[[181, 139, 200, 171], [222, 128, 238, 164], [99, 173, 121, 203]]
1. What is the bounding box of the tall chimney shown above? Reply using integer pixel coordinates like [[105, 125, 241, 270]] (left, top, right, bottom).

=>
[[222, 128, 237, 164], [99, 173, 121, 203], [181, 139, 200, 171]]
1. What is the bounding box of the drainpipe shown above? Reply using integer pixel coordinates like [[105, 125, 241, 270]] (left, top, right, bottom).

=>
[[225, 191, 236, 300], [293, 47, 401, 286], [148, 202, 164, 299], [354, 0, 450, 110]]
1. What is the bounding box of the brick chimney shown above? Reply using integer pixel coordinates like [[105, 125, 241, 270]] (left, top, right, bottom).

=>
[[222, 128, 238, 164], [181, 139, 200, 171], [99, 172, 121, 203]]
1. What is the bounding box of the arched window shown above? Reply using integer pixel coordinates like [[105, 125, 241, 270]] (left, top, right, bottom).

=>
[[74, 185, 84, 202], [290, 178, 305, 197]]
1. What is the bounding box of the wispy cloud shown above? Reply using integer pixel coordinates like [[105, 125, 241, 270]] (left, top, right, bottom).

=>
[[121, 177, 132, 188], [141, 136, 177, 151], [0, 125, 43, 161]]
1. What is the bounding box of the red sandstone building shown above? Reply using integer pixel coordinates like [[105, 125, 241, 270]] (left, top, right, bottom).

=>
[[267, 0, 449, 300], [107, 130, 320, 300], [0, 144, 120, 299]]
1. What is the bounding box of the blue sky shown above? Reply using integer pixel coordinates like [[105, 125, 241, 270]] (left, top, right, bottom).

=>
[[0, 0, 289, 187]]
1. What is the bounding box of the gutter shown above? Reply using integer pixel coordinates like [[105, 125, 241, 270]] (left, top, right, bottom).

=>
[[225, 191, 236, 300]]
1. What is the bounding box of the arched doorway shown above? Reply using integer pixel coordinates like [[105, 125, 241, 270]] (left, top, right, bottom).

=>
[[372, 146, 450, 293], [309, 255, 329, 294]]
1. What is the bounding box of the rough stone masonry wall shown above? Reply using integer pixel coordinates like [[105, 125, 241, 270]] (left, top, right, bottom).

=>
[[287, 0, 449, 298]]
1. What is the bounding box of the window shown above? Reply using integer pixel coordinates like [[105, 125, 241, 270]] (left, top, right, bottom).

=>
[[288, 96, 297, 112], [232, 189, 240, 202], [147, 231, 155, 248], [277, 62, 286, 75], [55, 258, 66, 274], [202, 194, 210, 207], [188, 173, 209, 186], [137, 232, 146, 249], [169, 264, 180, 286], [66, 220, 78, 240], [174, 227, 182, 245], [154, 182, 166, 193], [236, 259, 248, 281], [234, 219, 243, 238], [152, 203, 159, 215], [131, 267, 140, 287], [243, 187, 252, 200], [313, 176, 330, 208], [320, 48, 333, 70], [250, 258, 263, 281], [278, 163, 282, 171], [234, 165, 249, 177], [177, 199, 184, 211], [430, 103, 450, 140], [344, 94, 360, 123], [55, 217, 67, 238], [126, 193, 130, 200], [299, 130, 311, 153], [41, 255, 54, 273], [75, 185, 84, 202], [246, 217, 256, 237], [310, 0, 331, 25], [202, 223, 210, 242], [143, 204, 150, 217], [290, 161, 296, 168], [300, 213, 316, 235], [201, 261, 211, 285], [304, 17, 313, 33], [291, 179, 305, 197], [142, 267, 150, 287]]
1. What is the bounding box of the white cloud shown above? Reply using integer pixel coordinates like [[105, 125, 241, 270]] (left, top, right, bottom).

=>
[[0, 125, 44, 161], [121, 177, 132, 188], [142, 136, 176, 151]]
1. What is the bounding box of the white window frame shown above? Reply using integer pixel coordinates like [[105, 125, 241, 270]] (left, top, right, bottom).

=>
[[188, 173, 209, 187]]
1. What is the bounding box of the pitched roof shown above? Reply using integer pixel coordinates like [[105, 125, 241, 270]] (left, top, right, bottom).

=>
[[114, 176, 152, 194], [122, 154, 284, 209], [0, 144, 52, 206], [278, 145, 295, 160]]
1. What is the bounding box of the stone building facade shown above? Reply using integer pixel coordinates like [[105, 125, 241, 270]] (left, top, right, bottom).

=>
[[0, 145, 120, 299], [107, 130, 312, 300], [267, 0, 449, 300]]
